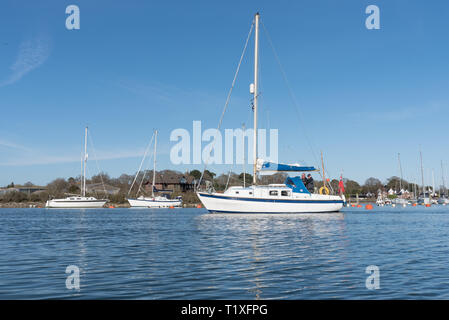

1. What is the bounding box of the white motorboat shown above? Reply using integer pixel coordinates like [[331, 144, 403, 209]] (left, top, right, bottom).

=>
[[393, 197, 408, 207]]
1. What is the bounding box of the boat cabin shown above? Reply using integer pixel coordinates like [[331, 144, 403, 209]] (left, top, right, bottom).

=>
[[224, 184, 306, 199]]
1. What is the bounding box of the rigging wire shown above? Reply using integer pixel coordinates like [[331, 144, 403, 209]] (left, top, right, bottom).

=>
[[197, 19, 255, 190], [260, 21, 335, 185], [87, 130, 108, 197], [137, 150, 155, 196], [128, 132, 155, 196]]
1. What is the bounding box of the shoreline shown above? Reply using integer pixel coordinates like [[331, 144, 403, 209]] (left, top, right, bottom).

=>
[[0, 202, 203, 208]]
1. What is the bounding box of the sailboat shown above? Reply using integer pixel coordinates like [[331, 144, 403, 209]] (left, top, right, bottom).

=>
[[45, 127, 108, 208], [197, 13, 345, 214], [418, 150, 430, 205], [438, 161, 449, 205], [394, 153, 408, 207], [127, 130, 182, 208]]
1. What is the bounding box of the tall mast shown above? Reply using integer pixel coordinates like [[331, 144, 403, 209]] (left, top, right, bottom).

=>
[[321, 151, 326, 190], [152, 130, 158, 197], [441, 160, 446, 196], [398, 153, 403, 192], [252, 12, 260, 185], [83, 126, 88, 197], [242, 123, 246, 188], [414, 178, 417, 200], [432, 169, 435, 197], [80, 153, 83, 195], [420, 149, 425, 197]]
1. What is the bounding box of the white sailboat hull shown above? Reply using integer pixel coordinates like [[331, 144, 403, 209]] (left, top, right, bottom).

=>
[[45, 198, 108, 208], [197, 192, 344, 213], [127, 198, 182, 208]]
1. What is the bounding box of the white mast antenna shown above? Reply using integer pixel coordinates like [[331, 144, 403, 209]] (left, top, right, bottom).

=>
[[243, 123, 246, 188], [83, 126, 88, 197], [420, 149, 425, 198], [152, 130, 158, 198], [432, 169, 435, 197], [441, 160, 446, 196], [252, 12, 260, 185], [398, 153, 403, 192]]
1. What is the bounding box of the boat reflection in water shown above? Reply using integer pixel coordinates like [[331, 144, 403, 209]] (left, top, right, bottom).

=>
[[195, 212, 346, 299]]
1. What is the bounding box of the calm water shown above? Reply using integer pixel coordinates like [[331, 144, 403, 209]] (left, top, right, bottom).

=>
[[1, 206, 449, 299]]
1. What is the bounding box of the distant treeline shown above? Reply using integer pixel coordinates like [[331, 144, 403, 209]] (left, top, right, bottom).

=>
[[0, 170, 438, 204]]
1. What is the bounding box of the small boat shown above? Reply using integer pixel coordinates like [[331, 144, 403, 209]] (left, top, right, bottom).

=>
[[394, 153, 408, 207], [438, 161, 449, 205], [393, 198, 409, 206], [376, 193, 385, 206], [197, 13, 345, 214], [127, 130, 183, 208], [46, 196, 108, 208], [418, 150, 431, 205], [46, 127, 108, 208], [127, 195, 182, 208]]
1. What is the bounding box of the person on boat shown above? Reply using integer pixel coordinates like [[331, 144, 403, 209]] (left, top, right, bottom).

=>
[[301, 173, 307, 186], [305, 174, 314, 193]]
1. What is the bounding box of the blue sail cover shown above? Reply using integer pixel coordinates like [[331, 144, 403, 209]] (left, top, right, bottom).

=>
[[284, 176, 310, 194], [260, 162, 317, 172]]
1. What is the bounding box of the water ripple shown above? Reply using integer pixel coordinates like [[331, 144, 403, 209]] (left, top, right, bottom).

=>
[[1, 206, 449, 299]]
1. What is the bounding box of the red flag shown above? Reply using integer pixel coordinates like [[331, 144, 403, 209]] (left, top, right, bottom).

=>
[[338, 175, 345, 193]]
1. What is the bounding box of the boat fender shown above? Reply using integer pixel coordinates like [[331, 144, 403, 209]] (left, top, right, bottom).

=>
[[319, 186, 330, 195]]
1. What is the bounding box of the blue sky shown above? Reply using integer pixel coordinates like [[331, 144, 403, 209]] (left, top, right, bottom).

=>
[[1, 0, 449, 187]]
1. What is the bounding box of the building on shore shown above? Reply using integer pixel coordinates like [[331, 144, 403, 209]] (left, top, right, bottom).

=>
[[0, 186, 47, 196], [142, 172, 196, 194]]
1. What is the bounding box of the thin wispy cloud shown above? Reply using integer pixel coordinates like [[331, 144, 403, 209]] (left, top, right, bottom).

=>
[[0, 35, 51, 87], [0, 149, 145, 167], [0, 139, 30, 151], [349, 103, 444, 122], [117, 80, 174, 103], [115, 78, 249, 124]]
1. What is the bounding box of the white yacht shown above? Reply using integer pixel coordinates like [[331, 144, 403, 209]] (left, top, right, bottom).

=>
[[197, 13, 345, 214], [46, 196, 108, 208], [127, 196, 182, 208], [127, 130, 183, 208], [46, 127, 108, 208]]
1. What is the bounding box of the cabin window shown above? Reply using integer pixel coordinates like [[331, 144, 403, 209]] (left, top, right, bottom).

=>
[[235, 191, 239, 194], [269, 190, 278, 196], [281, 191, 290, 196], [249, 192, 253, 195]]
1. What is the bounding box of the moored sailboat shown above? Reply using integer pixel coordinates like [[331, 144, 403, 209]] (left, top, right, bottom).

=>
[[127, 130, 182, 208], [197, 13, 345, 214], [418, 150, 431, 205], [45, 127, 108, 208]]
